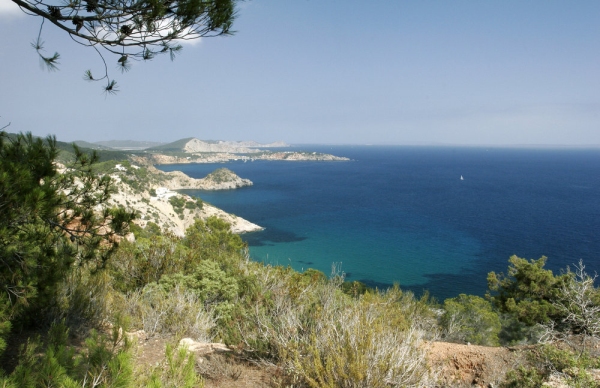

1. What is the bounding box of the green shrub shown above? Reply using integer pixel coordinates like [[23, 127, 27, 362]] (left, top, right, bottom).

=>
[[441, 294, 501, 346], [487, 255, 569, 327], [0, 295, 11, 357], [109, 235, 190, 293], [237, 264, 438, 386], [6, 322, 134, 387], [502, 344, 600, 388], [140, 344, 203, 388], [122, 284, 214, 340], [502, 365, 544, 388]]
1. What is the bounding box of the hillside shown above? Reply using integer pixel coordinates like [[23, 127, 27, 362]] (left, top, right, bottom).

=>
[[94, 160, 262, 235], [94, 140, 165, 149], [146, 138, 289, 154], [72, 140, 114, 150], [4, 132, 599, 388]]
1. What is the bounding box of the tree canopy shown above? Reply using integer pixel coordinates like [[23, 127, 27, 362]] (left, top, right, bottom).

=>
[[12, 0, 238, 92], [0, 131, 135, 323]]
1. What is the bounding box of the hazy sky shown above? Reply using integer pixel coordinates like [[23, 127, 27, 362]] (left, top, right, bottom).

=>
[[1, 0, 599, 145]]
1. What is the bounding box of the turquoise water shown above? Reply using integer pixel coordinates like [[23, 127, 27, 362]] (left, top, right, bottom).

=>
[[158, 146, 600, 300]]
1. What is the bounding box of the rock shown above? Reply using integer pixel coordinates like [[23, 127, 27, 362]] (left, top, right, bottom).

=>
[[178, 338, 231, 356], [542, 373, 570, 388], [125, 329, 147, 342]]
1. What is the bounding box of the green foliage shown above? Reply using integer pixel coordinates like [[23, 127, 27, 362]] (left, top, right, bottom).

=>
[[120, 283, 214, 340], [0, 296, 11, 357], [487, 255, 569, 326], [441, 294, 501, 346], [168, 195, 203, 218], [502, 365, 545, 388], [0, 132, 135, 324], [141, 345, 203, 388], [109, 234, 190, 293], [19, 0, 237, 92], [130, 221, 163, 240], [236, 262, 437, 386], [169, 196, 187, 217], [205, 168, 236, 184], [184, 217, 246, 259], [341, 280, 371, 297], [6, 322, 134, 387], [185, 197, 203, 210], [502, 344, 600, 388], [161, 261, 239, 306]]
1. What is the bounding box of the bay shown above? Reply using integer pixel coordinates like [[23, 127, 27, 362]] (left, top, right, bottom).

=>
[[158, 146, 600, 301]]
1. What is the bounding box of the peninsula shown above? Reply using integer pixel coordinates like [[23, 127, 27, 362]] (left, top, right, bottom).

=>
[[99, 161, 263, 236], [70, 136, 349, 235]]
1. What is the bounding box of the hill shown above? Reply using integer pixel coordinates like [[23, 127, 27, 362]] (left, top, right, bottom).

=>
[[145, 137, 196, 152], [72, 140, 114, 150], [94, 140, 166, 150], [94, 160, 261, 235], [146, 138, 289, 154]]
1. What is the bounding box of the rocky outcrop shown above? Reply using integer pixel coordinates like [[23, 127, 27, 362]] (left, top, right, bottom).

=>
[[108, 175, 262, 236], [178, 338, 231, 356], [199, 168, 252, 190], [146, 166, 253, 191]]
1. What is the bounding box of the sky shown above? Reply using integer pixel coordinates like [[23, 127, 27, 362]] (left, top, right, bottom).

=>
[[0, 0, 599, 145]]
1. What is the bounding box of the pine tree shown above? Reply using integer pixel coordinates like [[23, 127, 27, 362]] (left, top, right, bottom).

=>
[[0, 131, 135, 325]]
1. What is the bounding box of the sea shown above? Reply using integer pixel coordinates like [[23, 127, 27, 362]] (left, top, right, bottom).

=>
[[157, 146, 600, 301]]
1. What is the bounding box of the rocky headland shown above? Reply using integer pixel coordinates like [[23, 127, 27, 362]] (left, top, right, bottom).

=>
[[105, 163, 262, 236], [148, 166, 253, 190], [130, 138, 350, 166]]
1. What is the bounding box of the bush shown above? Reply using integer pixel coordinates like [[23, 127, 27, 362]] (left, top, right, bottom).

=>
[[109, 235, 190, 293], [487, 256, 569, 327], [502, 344, 600, 388], [121, 284, 214, 340], [139, 344, 203, 388], [238, 265, 438, 387], [441, 294, 501, 346], [5, 322, 134, 387]]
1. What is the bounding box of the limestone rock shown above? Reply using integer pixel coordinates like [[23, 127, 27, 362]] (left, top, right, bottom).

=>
[[178, 338, 231, 356]]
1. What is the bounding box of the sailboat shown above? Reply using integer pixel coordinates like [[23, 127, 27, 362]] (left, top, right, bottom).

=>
[[460, 175, 464, 181]]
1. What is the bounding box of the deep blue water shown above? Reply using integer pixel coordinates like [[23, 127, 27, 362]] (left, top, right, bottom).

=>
[[158, 146, 600, 301]]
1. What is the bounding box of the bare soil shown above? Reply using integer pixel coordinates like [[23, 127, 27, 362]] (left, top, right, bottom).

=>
[[132, 336, 527, 387], [427, 341, 526, 387]]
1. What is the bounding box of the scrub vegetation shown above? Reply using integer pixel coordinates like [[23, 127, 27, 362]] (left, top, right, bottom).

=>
[[1, 131, 599, 387]]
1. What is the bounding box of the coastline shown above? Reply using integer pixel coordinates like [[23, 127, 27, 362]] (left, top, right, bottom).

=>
[[107, 163, 263, 236], [131, 151, 350, 166]]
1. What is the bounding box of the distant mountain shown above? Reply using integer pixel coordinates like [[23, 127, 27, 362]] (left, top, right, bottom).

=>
[[2, 132, 134, 162], [218, 140, 289, 148], [146, 138, 288, 154], [94, 140, 166, 150], [146, 138, 196, 152], [73, 140, 114, 150]]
